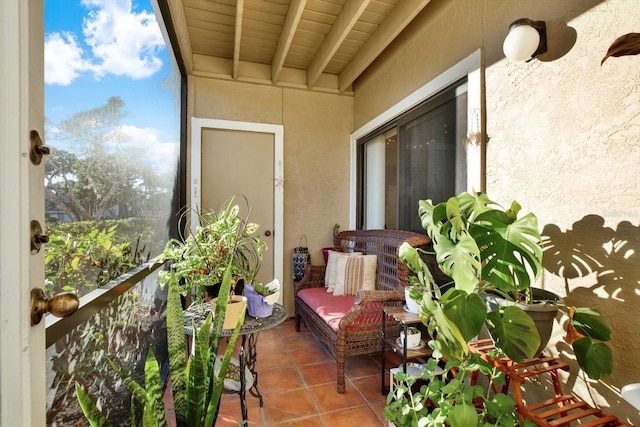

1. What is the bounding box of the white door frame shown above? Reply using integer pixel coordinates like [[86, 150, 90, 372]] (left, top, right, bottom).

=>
[[0, 0, 46, 425], [190, 118, 284, 302]]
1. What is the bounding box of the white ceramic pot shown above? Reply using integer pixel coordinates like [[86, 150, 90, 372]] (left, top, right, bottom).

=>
[[400, 327, 421, 349], [404, 287, 421, 314]]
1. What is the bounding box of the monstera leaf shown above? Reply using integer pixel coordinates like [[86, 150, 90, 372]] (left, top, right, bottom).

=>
[[573, 337, 613, 380], [487, 306, 540, 362], [471, 209, 543, 295]]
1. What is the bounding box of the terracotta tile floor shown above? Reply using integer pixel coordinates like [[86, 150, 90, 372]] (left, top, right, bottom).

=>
[[166, 318, 404, 426]]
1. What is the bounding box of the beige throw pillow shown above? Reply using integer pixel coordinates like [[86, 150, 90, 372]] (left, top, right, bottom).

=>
[[332, 254, 377, 296]]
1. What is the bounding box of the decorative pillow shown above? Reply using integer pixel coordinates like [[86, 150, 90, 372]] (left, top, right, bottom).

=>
[[325, 250, 362, 293], [332, 254, 377, 296]]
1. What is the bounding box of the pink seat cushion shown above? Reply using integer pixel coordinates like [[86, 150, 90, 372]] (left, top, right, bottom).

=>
[[297, 287, 355, 332]]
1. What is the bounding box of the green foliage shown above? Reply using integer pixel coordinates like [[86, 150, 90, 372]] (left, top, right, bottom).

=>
[[75, 383, 110, 427], [158, 195, 266, 298], [45, 219, 154, 296], [394, 191, 615, 426], [487, 306, 540, 363], [384, 350, 518, 427], [76, 264, 246, 427], [250, 282, 275, 296]]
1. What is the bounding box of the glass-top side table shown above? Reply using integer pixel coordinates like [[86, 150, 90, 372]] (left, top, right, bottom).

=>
[[183, 302, 288, 422]]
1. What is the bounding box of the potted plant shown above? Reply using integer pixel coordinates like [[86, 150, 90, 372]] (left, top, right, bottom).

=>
[[385, 348, 519, 427], [322, 223, 341, 264], [76, 263, 245, 427], [386, 191, 615, 425], [157, 195, 266, 304], [400, 191, 613, 379], [244, 280, 280, 318]]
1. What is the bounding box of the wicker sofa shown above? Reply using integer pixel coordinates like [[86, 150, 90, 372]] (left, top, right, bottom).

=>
[[294, 229, 431, 393]]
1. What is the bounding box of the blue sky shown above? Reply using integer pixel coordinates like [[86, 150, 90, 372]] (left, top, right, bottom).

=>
[[44, 0, 178, 169]]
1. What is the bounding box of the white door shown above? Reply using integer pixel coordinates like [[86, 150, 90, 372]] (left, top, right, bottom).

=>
[[191, 118, 284, 302], [0, 0, 48, 425]]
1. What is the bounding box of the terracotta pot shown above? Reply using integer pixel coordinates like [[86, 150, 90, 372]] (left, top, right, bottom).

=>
[[322, 247, 333, 265]]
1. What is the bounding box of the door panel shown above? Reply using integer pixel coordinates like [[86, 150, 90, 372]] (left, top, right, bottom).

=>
[[0, 0, 47, 425], [201, 129, 275, 285], [190, 118, 284, 304]]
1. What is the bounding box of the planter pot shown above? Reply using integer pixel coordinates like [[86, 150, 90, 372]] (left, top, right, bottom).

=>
[[244, 283, 275, 318], [211, 295, 247, 329], [404, 287, 421, 314], [400, 327, 421, 348], [322, 247, 333, 265], [484, 288, 560, 355]]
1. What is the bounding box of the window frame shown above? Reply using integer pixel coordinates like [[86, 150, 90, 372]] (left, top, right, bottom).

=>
[[44, 0, 187, 344], [349, 50, 484, 229]]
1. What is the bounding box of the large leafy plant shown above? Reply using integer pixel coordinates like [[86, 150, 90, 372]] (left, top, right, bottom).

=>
[[158, 195, 266, 299], [400, 191, 613, 379], [76, 264, 244, 427]]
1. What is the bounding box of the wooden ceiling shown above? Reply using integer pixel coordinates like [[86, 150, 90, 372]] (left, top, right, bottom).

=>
[[160, 0, 432, 93]]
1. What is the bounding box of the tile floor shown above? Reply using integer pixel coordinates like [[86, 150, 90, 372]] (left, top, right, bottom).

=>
[[166, 318, 404, 427]]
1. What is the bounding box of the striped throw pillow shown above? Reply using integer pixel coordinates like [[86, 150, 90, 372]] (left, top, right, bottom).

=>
[[332, 254, 377, 296]]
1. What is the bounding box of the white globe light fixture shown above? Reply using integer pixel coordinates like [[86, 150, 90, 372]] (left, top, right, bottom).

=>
[[503, 18, 547, 62]]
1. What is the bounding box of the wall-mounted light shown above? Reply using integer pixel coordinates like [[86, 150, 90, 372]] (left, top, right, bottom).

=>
[[503, 18, 547, 62]]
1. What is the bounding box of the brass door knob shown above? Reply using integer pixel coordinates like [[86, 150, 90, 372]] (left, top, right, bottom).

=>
[[30, 130, 50, 165], [31, 288, 79, 326]]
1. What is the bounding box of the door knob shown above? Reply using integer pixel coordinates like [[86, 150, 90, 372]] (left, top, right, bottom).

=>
[[31, 288, 80, 326], [30, 130, 50, 165], [264, 230, 272, 237], [31, 220, 49, 253]]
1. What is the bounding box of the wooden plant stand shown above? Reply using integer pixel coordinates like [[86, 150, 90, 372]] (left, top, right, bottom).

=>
[[467, 339, 631, 427]]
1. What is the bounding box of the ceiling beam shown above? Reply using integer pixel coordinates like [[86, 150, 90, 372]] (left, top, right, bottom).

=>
[[158, 0, 193, 74], [233, 0, 245, 79], [338, 0, 432, 92], [272, 0, 307, 84], [306, 0, 371, 89]]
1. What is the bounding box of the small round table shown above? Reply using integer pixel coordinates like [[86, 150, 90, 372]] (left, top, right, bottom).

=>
[[183, 303, 288, 421]]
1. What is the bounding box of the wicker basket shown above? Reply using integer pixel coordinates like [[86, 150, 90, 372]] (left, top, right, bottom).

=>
[[211, 295, 247, 329]]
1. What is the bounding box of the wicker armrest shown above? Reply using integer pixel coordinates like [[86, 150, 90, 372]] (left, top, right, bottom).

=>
[[294, 265, 326, 294], [354, 288, 404, 305]]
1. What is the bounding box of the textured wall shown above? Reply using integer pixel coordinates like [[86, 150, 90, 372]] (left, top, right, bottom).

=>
[[190, 77, 353, 314], [353, 0, 640, 422]]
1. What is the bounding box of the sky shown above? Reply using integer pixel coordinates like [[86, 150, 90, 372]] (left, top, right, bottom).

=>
[[44, 0, 179, 171]]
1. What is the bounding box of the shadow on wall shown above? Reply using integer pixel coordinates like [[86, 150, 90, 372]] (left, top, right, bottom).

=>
[[542, 214, 639, 300], [541, 215, 640, 418]]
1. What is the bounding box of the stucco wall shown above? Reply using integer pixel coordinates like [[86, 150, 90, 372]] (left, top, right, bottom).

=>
[[353, 0, 640, 422], [190, 77, 353, 314]]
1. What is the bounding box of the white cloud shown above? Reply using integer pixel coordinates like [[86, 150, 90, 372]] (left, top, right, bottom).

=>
[[44, 32, 90, 86], [107, 125, 179, 173], [82, 0, 165, 79], [45, 0, 165, 86]]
